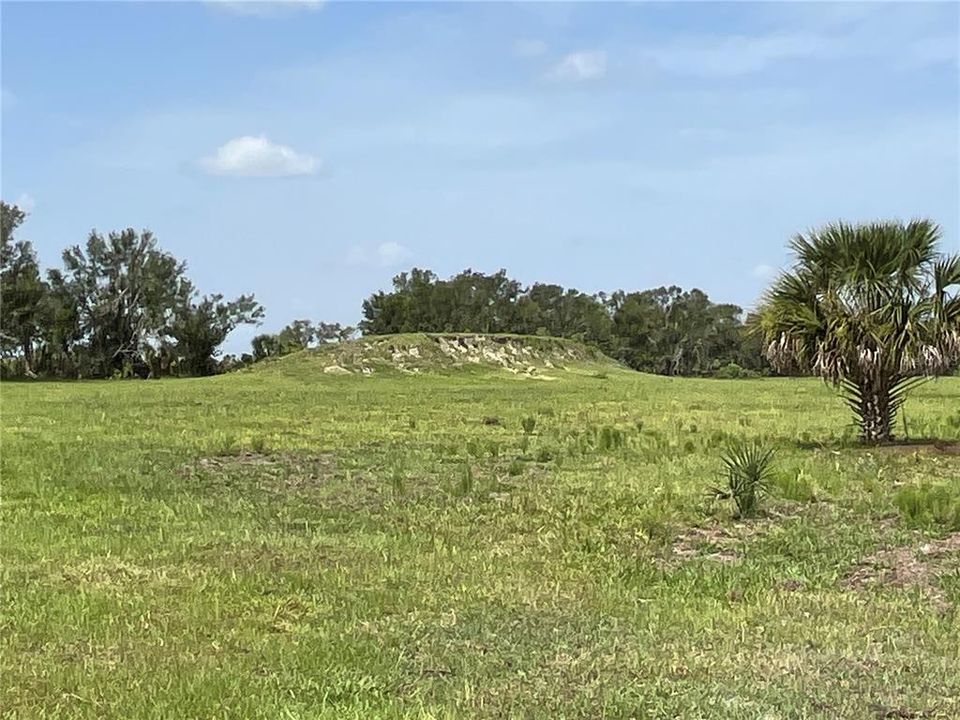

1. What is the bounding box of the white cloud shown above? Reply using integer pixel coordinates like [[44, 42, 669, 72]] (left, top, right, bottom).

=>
[[645, 5, 958, 78], [514, 39, 548, 58], [345, 246, 368, 266], [649, 33, 845, 77], [376, 241, 410, 267], [200, 135, 318, 177], [548, 51, 607, 81], [752, 264, 777, 279], [347, 242, 412, 268], [14, 193, 35, 213], [207, 0, 324, 17]]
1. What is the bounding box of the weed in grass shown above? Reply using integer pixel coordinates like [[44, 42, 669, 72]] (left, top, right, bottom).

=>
[[599, 426, 625, 452], [638, 515, 673, 547], [456, 464, 475, 497], [895, 483, 960, 531], [249, 435, 270, 454], [507, 458, 525, 476], [467, 439, 484, 459], [390, 463, 406, 495], [705, 430, 728, 449], [521, 416, 537, 435], [535, 447, 555, 463], [775, 468, 818, 503]]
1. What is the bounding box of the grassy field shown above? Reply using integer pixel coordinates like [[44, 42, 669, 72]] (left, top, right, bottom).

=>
[[3, 345, 960, 719]]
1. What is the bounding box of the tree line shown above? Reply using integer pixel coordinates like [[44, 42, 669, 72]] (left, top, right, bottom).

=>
[[1, 202, 262, 378], [2, 200, 766, 378], [359, 268, 767, 375]]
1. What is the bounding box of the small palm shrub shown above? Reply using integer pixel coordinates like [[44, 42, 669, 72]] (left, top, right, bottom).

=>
[[712, 441, 776, 517]]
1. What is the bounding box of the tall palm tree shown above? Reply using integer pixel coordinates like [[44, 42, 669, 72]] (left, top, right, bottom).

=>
[[757, 219, 960, 443]]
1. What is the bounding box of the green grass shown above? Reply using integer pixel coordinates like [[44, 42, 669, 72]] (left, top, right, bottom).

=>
[[2, 355, 960, 718]]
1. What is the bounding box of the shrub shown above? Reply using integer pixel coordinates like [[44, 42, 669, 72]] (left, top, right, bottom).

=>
[[714, 362, 760, 379], [521, 416, 537, 435], [711, 441, 776, 517]]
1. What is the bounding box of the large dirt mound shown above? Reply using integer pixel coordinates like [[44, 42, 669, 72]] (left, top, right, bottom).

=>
[[251, 333, 619, 377]]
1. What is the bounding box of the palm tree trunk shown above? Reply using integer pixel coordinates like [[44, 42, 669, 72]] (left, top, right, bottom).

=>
[[857, 378, 893, 443]]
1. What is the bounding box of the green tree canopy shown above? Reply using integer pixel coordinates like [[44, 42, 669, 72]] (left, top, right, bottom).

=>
[[59, 228, 193, 376], [171, 294, 264, 376], [758, 219, 960, 442], [1, 201, 46, 374]]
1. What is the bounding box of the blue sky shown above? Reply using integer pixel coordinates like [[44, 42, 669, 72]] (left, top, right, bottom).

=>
[[2, 1, 958, 353]]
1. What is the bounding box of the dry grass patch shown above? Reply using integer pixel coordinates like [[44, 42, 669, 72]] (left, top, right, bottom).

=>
[[843, 532, 960, 613], [182, 450, 339, 493]]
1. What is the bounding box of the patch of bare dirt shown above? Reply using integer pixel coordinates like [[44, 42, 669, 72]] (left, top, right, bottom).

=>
[[183, 451, 338, 493], [661, 504, 839, 570], [195, 451, 277, 469], [666, 525, 742, 566], [777, 578, 805, 592], [866, 440, 960, 456], [58, 558, 191, 592], [869, 703, 934, 719], [843, 533, 960, 613]]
